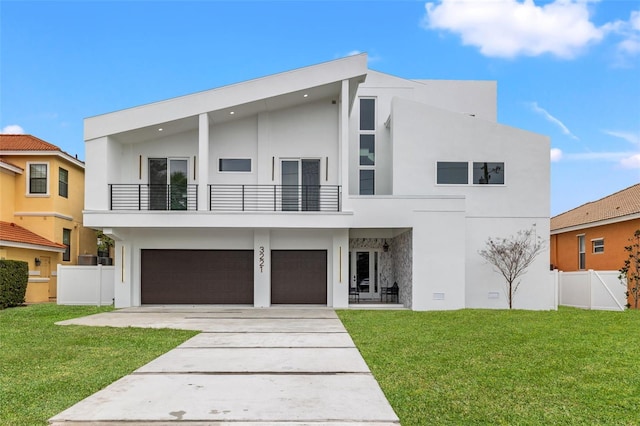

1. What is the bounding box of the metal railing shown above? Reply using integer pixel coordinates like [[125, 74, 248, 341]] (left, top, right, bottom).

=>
[[209, 184, 341, 212], [109, 184, 198, 211]]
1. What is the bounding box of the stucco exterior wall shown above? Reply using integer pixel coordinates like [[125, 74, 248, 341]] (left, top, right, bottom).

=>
[[551, 219, 640, 272]]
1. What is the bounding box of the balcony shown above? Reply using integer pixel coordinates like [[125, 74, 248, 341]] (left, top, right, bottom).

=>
[[109, 184, 198, 211], [109, 184, 342, 212], [209, 184, 341, 212]]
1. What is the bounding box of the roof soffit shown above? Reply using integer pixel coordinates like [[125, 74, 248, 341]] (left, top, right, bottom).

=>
[[86, 54, 368, 141]]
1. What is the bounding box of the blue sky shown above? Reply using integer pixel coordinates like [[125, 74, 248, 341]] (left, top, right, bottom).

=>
[[1, 0, 638, 216]]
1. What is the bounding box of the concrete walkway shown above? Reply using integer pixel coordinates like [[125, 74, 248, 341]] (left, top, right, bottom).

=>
[[49, 307, 400, 425]]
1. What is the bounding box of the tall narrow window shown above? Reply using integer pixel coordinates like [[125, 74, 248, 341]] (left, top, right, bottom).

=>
[[29, 163, 48, 194], [360, 99, 375, 131], [578, 235, 586, 270], [359, 98, 376, 195], [63, 228, 71, 262], [59, 168, 68, 198]]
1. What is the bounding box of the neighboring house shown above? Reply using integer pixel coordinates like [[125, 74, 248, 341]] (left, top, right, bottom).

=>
[[83, 54, 552, 310], [0, 135, 96, 302], [551, 183, 640, 306]]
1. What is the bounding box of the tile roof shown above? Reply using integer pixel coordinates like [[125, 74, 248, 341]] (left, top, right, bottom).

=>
[[0, 221, 67, 250], [0, 134, 61, 151], [551, 183, 640, 231]]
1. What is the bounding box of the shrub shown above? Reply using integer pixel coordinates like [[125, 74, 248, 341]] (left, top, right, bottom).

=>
[[0, 260, 28, 309]]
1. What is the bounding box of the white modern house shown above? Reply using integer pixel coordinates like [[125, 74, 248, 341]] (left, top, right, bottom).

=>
[[83, 54, 553, 310]]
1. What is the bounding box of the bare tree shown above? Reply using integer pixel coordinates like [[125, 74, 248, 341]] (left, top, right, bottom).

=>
[[479, 227, 545, 309], [619, 229, 640, 309]]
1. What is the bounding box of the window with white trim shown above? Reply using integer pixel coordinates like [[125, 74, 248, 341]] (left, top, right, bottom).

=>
[[359, 98, 376, 195], [592, 238, 604, 254], [437, 162, 468, 184], [59, 167, 68, 198], [219, 158, 252, 172], [62, 228, 71, 262], [473, 162, 504, 185], [578, 235, 586, 270], [27, 163, 49, 195]]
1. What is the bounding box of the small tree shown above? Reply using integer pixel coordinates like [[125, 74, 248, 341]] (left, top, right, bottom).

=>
[[619, 229, 640, 310], [479, 227, 545, 309]]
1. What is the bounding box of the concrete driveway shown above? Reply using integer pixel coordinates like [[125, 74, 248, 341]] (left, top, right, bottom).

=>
[[49, 307, 400, 425]]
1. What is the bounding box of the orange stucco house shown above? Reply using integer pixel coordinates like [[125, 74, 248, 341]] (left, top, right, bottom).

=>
[[0, 135, 96, 302], [551, 183, 640, 307]]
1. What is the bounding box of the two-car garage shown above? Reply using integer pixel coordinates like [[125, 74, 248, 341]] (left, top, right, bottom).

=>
[[140, 249, 327, 305]]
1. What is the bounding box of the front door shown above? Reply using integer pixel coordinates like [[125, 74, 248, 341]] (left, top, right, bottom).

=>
[[350, 250, 380, 300], [281, 159, 320, 211]]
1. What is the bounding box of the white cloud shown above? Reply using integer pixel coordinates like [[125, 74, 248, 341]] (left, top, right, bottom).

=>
[[565, 151, 635, 161], [1, 124, 25, 134], [614, 10, 640, 56], [423, 0, 606, 59], [620, 154, 640, 169], [529, 102, 579, 140], [550, 148, 563, 162], [602, 130, 640, 146]]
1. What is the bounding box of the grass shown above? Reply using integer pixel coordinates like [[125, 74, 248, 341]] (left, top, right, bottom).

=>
[[0, 304, 197, 425], [337, 308, 640, 425]]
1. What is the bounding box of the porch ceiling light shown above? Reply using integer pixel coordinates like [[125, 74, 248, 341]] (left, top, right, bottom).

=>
[[158, 128, 163, 132], [303, 93, 308, 98], [229, 111, 235, 115]]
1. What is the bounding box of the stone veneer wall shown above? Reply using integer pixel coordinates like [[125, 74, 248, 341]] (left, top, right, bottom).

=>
[[391, 230, 413, 308], [349, 231, 412, 307]]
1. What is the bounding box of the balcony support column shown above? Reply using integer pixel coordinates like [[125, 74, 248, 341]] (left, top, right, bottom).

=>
[[198, 113, 210, 211]]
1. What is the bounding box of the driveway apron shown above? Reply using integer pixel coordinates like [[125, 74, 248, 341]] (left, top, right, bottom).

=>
[[49, 307, 400, 425]]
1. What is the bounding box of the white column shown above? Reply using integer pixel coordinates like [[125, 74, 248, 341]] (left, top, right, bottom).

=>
[[254, 229, 271, 307], [339, 79, 350, 210], [198, 113, 210, 211]]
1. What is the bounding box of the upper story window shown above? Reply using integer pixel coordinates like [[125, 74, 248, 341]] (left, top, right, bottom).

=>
[[359, 135, 375, 166], [592, 238, 604, 254], [359, 98, 376, 195], [360, 98, 375, 131], [473, 162, 504, 185], [27, 163, 48, 195], [437, 162, 468, 184], [219, 158, 252, 172], [59, 168, 69, 198]]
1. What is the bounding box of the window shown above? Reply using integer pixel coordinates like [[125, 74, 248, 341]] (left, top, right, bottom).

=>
[[149, 158, 189, 210], [359, 98, 376, 195], [59, 168, 68, 198], [62, 229, 71, 262], [437, 162, 468, 184], [28, 163, 48, 194], [219, 158, 252, 172], [359, 135, 375, 166], [578, 235, 586, 270], [592, 238, 604, 254], [360, 98, 375, 131], [359, 170, 375, 195], [473, 162, 504, 185]]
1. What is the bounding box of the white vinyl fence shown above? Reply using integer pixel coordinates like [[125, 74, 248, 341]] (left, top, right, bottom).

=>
[[57, 264, 115, 306], [555, 270, 627, 311]]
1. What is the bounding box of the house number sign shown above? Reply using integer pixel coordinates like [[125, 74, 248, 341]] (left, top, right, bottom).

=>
[[259, 246, 265, 272]]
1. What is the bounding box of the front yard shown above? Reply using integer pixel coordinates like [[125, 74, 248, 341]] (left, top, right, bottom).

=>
[[1, 305, 638, 425], [0, 304, 197, 425], [338, 308, 640, 425]]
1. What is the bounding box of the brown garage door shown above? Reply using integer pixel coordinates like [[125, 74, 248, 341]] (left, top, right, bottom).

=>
[[271, 250, 327, 304], [141, 250, 253, 304]]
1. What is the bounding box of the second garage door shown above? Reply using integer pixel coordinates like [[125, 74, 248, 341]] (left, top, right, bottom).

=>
[[271, 250, 327, 304], [141, 249, 254, 304]]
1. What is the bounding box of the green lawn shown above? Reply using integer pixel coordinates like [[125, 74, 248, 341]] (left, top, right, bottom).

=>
[[0, 304, 197, 425], [337, 308, 640, 425]]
